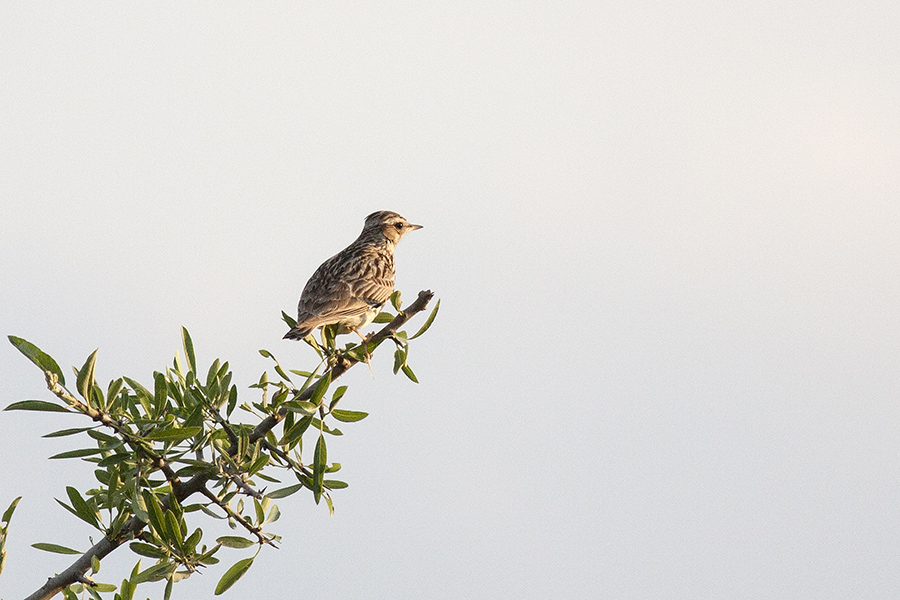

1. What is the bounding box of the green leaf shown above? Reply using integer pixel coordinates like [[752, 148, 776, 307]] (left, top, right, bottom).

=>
[[2, 496, 21, 524], [97, 452, 131, 468], [281, 311, 297, 329], [42, 427, 93, 438], [253, 498, 265, 525], [329, 386, 348, 409], [274, 363, 291, 383], [120, 574, 135, 600], [401, 364, 419, 383], [181, 327, 197, 374], [91, 554, 100, 573], [227, 384, 238, 416], [284, 400, 317, 415], [409, 298, 440, 339], [165, 511, 184, 547], [131, 489, 149, 524], [92, 583, 117, 593], [310, 418, 343, 436], [129, 542, 166, 558], [390, 290, 402, 311], [373, 311, 394, 323], [49, 447, 105, 460], [153, 371, 168, 414], [86, 429, 119, 444], [4, 400, 69, 413], [184, 527, 202, 552], [66, 486, 99, 529], [330, 409, 369, 423], [32, 542, 81, 555], [143, 491, 166, 538], [313, 434, 326, 504], [106, 378, 124, 405], [392, 346, 406, 374], [216, 536, 255, 549], [266, 504, 281, 524], [134, 561, 172, 583], [309, 372, 331, 407], [280, 417, 312, 447], [76, 349, 99, 402], [324, 479, 349, 489], [8, 336, 66, 385], [215, 557, 254, 595], [145, 426, 202, 442]]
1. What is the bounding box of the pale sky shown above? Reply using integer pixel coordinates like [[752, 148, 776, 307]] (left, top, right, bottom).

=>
[[2, 2, 899, 599]]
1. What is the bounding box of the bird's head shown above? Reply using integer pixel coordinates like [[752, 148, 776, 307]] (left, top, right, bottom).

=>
[[363, 211, 423, 244]]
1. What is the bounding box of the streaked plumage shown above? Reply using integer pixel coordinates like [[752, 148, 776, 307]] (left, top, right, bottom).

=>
[[284, 211, 422, 341]]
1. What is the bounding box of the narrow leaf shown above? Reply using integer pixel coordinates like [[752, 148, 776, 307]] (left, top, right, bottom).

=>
[[409, 298, 440, 339], [281, 311, 297, 329], [330, 409, 369, 423], [153, 372, 167, 414], [214, 557, 254, 595], [372, 311, 394, 323], [4, 400, 69, 413], [313, 434, 326, 504], [284, 400, 317, 415], [76, 349, 99, 402], [253, 499, 265, 526], [392, 347, 406, 374], [32, 542, 81, 555], [216, 536, 255, 549], [309, 371, 331, 407], [106, 378, 124, 405], [129, 542, 166, 558], [145, 426, 202, 442], [329, 386, 348, 409], [2, 496, 21, 524], [266, 483, 305, 500], [401, 364, 419, 383], [42, 427, 93, 438], [66, 486, 99, 529], [49, 447, 105, 460], [181, 327, 197, 374], [7, 336, 65, 385], [143, 491, 166, 538], [165, 511, 184, 548]]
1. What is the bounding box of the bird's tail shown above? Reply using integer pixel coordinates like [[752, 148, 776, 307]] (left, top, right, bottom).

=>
[[283, 325, 313, 341]]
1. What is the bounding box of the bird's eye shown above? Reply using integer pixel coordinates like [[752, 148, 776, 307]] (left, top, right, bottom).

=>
[[394, 222, 404, 229]]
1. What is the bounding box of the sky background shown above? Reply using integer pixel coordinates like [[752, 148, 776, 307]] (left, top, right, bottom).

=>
[[2, 2, 899, 599]]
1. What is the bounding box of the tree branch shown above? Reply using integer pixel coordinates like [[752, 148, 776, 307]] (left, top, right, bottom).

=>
[[24, 290, 435, 600], [199, 487, 276, 548], [249, 289, 435, 444]]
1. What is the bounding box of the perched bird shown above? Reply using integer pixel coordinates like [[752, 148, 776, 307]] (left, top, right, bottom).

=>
[[284, 210, 422, 342]]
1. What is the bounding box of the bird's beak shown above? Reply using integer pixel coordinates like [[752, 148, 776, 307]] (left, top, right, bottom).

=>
[[409, 223, 423, 231]]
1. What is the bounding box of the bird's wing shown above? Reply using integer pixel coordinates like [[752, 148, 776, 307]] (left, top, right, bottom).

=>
[[295, 248, 394, 326]]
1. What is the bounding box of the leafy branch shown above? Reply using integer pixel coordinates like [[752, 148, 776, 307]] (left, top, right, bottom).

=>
[[3, 290, 438, 600]]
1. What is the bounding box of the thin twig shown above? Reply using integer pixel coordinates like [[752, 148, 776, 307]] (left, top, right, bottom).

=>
[[199, 487, 277, 548]]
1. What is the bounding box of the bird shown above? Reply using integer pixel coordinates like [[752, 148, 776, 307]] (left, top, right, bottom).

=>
[[284, 210, 422, 343]]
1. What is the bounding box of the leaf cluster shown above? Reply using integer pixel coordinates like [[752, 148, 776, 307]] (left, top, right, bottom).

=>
[[3, 290, 438, 599]]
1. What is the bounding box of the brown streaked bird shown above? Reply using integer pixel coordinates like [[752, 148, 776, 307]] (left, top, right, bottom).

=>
[[284, 211, 422, 342]]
